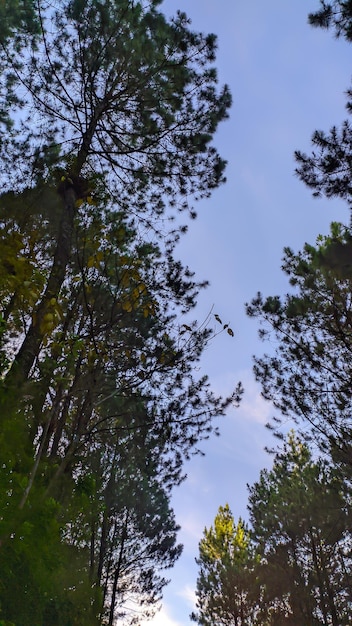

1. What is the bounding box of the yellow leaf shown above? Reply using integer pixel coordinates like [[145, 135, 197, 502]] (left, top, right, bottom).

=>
[[122, 301, 133, 312], [75, 198, 84, 208], [120, 273, 130, 288]]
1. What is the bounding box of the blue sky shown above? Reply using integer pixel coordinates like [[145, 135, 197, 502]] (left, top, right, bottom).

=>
[[140, 2, 351, 625]]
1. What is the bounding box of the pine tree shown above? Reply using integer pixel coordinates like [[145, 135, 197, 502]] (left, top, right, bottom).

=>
[[246, 222, 352, 468], [308, 1, 352, 41], [248, 433, 352, 625], [191, 504, 259, 626], [0, 2, 238, 623]]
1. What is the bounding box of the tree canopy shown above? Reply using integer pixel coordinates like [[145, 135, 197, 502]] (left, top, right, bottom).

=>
[[0, 2, 237, 624], [248, 433, 352, 625], [296, 1, 352, 208], [193, 436, 352, 626], [246, 222, 352, 466], [191, 504, 258, 626], [308, 1, 352, 41], [247, 0, 352, 466]]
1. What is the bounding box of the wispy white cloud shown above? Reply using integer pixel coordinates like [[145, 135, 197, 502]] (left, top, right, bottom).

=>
[[208, 368, 272, 426], [139, 604, 183, 626], [139, 587, 197, 626], [238, 370, 272, 425], [176, 511, 203, 544], [177, 584, 197, 610]]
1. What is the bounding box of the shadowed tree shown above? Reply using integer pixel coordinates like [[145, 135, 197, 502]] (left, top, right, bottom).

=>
[[1, 0, 232, 392], [248, 433, 352, 626], [246, 222, 352, 468], [308, 1, 352, 41], [295, 2, 352, 217], [0, 2, 239, 623], [192, 437, 352, 626]]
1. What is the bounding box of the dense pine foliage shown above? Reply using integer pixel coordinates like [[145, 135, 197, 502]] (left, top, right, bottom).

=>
[[0, 1, 238, 624]]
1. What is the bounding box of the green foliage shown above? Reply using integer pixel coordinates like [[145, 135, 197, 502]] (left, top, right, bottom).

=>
[[0, 0, 231, 207], [292, 1, 352, 207], [194, 437, 352, 626], [295, 121, 352, 201], [0, 1, 236, 624], [246, 222, 352, 465], [309, 1, 352, 41], [0, 177, 234, 624], [191, 504, 259, 626], [248, 433, 352, 624], [0, 1, 39, 131], [0, 0, 38, 42], [295, 2, 352, 209]]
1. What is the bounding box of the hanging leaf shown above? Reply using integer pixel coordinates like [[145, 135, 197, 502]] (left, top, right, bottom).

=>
[[122, 300, 133, 312]]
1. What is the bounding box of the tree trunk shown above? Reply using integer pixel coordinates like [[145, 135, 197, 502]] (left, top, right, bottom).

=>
[[4, 103, 103, 393], [5, 186, 77, 390], [108, 513, 129, 626]]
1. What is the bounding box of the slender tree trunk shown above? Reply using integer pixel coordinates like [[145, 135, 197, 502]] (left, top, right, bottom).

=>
[[290, 538, 312, 622], [4, 104, 103, 392], [321, 549, 339, 626], [5, 185, 77, 389], [42, 378, 99, 503], [90, 520, 96, 582], [97, 459, 119, 584], [98, 509, 109, 586], [108, 513, 129, 626]]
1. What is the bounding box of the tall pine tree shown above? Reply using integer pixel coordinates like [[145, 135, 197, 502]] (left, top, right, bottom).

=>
[[0, 2, 238, 623]]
